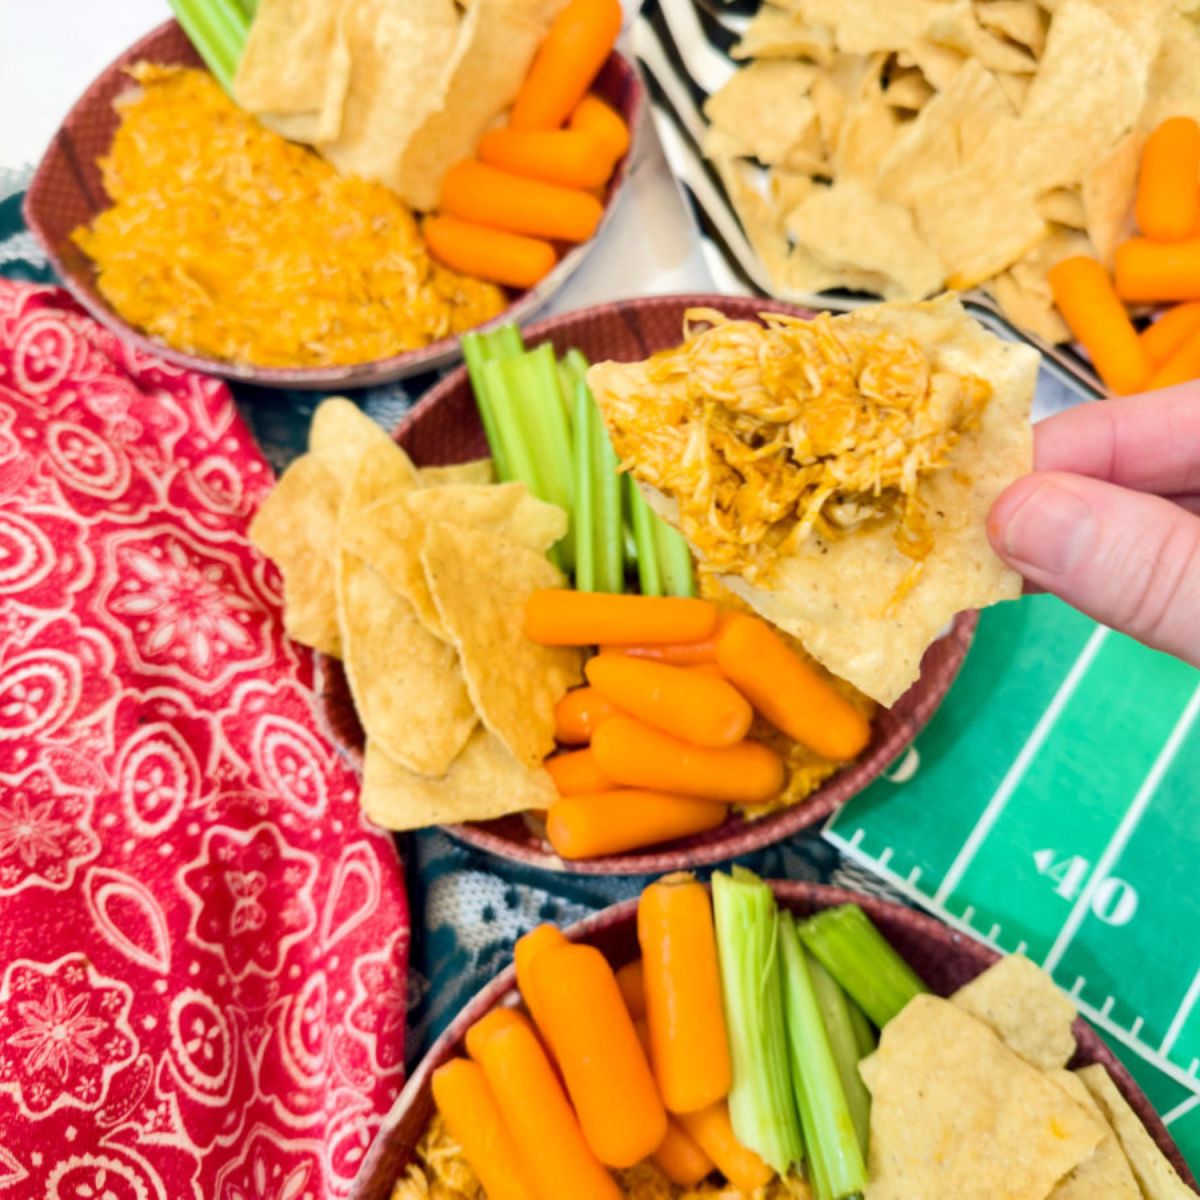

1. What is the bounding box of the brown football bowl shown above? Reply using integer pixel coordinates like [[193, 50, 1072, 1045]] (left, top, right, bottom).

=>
[[349, 881, 1198, 1199], [23, 20, 643, 390], [314, 293, 978, 874]]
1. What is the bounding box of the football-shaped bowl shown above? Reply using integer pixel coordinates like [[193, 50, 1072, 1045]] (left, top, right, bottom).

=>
[[349, 881, 1197, 1199], [315, 294, 978, 874], [23, 20, 643, 390]]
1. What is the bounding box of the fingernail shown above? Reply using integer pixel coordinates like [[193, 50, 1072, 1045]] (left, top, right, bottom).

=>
[[998, 480, 1095, 576]]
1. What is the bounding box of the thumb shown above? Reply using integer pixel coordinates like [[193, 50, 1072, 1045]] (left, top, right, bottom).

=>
[[988, 471, 1200, 667]]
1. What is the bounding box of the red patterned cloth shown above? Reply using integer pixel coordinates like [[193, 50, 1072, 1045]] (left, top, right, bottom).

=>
[[0, 281, 409, 1199]]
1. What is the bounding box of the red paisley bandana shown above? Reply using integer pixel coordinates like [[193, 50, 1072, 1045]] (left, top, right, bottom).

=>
[[0, 281, 409, 1200]]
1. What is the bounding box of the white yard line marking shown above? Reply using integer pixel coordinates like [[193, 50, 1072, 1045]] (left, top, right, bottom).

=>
[[1161, 966, 1200, 1056], [1101, 996, 1115, 1018], [907, 866, 922, 886], [878, 847, 893, 868], [1043, 685, 1200, 974], [932, 628, 1108, 904], [1163, 1095, 1200, 1126]]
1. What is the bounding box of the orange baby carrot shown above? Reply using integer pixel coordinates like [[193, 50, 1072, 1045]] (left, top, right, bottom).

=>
[[441, 162, 604, 244], [638, 875, 731, 1114], [545, 747, 614, 795], [1141, 301, 1200, 365], [466, 1007, 526, 1062], [425, 215, 556, 290], [632, 1018, 716, 1186], [676, 1102, 774, 1193], [554, 687, 617, 744], [546, 791, 728, 859], [1049, 256, 1151, 395], [585, 655, 752, 748], [431, 1058, 537, 1200], [569, 94, 630, 162], [527, 590, 718, 646], [479, 128, 614, 190], [1147, 326, 1200, 389], [1115, 237, 1200, 303], [527, 942, 667, 1167], [598, 634, 719, 665], [1136, 117, 1200, 241], [514, 924, 567, 1034], [511, 0, 623, 131], [615, 959, 646, 1019], [688, 663, 726, 680], [591, 715, 784, 803], [715, 614, 871, 761], [473, 1014, 621, 1200]]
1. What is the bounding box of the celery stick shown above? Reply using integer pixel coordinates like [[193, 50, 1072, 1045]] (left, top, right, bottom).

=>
[[558, 364, 578, 437], [627, 477, 663, 596], [462, 332, 512, 481], [808, 956, 871, 1158], [623, 525, 638, 572], [590, 387, 625, 594], [561, 348, 590, 383], [654, 519, 696, 597], [573, 384, 596, 592], [167, 0, 249, 92], [848, 1000, 876, 1059], [781, 915, 867, 1200], [712, 868, 804, 1175], [798, 905, 928, 1029], [481, 358, 542, 497], [489, 324, 525, 358]]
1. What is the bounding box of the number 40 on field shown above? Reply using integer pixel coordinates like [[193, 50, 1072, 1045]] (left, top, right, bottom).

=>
[[1033, 850, 1139, 927]]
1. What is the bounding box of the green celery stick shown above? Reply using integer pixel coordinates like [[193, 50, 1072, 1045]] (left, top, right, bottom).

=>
[[623, 525, 638, 572], [573, 384, 596, 591], [481, 358, 542, 498], [489, 323, 525, 358], [561, 348, 590, 383], [712, 868, 805, 1175], [589, 385, 625, 594], [167, 0, 249, 92], [557, 363, 578, 437], [627, 477, 663, 596], [807, 951, 872, 1161], [462, 332, 512, 481], [798, 905, 929, 1029], [848, 1000, 877, 1059], [654, 519, 696, 597]]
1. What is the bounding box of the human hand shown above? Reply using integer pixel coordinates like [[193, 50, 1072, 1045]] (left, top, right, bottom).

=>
[[987, 385, 1200, 667]]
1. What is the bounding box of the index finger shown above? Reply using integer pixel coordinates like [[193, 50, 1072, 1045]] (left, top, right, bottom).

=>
[[1033, 383, 1200, 496]]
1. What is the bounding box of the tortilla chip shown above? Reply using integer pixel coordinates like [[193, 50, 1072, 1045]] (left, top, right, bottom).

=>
[[391, 0, 554, 210], [233, 0, 341, 118], [335, 550, 476, 775], [991, 225, 1093, 343], [734, 5, 836, 64], [1037, 187, 1087, 228], [1077, 1065, 1197, 1200], [360, 730, 555, 830], [831, 58, 898, 181], [421, 523, 582, 767], [340, 438, 421, 520], [1141, 12, 1200, 130], [784, 179, 944, 300], [770, 169, 818, 217], [859, 996, 1104, 1200], [420, 459, 496, 487], [308, 397, 398, 471], [882, 69, 934, 111], [705, 62, 821, 167], [925, 1, 1038, 74], [897, 38, 969, 90], [951, 955, 1077, 1070], [996, 70, 1034, 111], [1048, 1070, 1142, 1199], [976, 0, 1048, 55], [798, 0, 945, 56], [1084, 130, 1141, 267], [249, 454, 344, 657]]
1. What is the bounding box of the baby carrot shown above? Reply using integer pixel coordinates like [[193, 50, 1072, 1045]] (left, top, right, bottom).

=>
[[1048, 256, 1151, 395], [598, 637, 718, 665], [474, 1014, 621, 1200], [638, 875, 731, 1114], [511, 0, 623, 131], [466, 1007, 527, 1062], [591, 715, 784, 803], [1115, 237, 1200, 303], [480, 128, 614, 190], [431, 1058, 537, 1200], [1136, 117, 1200, 241], [526, 589, 719, 646], [527, 942, 667, 1167], [547, 790, 728, 859], [632, 1018, 716, 1186], [676, 1101, 775, 1193], [585, 655, 752, 748], [615, 959, 646, 1019], [441, 162, 604, 244], [569, 94, 630, 162], [425, 215, 556, 290], [554, 687, 617, 744], [716, 615, 871, 761], [546, 747, 614, 794], [1141, 302, 1200, 365], [514, 924, 567, 1034], [688, 663, 726, 680], [1147, 326, 1200, 389]]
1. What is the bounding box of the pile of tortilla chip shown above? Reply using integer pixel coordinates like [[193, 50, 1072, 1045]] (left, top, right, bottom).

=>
[[249, 399, 582, 830], [706, 0, 1200, 342], [233, 0, 569, 210], [861, 954, 1196, 1199]]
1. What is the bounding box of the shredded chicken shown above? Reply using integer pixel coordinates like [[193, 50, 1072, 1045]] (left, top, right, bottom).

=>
[[601, 308, 992, 586]]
